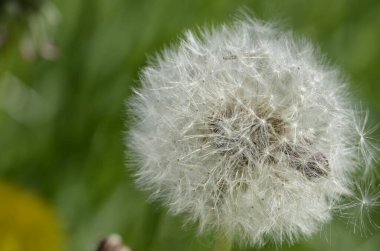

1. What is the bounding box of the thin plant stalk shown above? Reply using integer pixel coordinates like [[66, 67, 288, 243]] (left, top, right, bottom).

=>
[[213, 233, 232, 251]]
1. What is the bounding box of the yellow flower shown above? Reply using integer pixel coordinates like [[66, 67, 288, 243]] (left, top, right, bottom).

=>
[[0, 182, 65, 251]]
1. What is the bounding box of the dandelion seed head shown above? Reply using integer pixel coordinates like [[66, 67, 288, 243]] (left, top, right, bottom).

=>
[[126, 16, 379, 246], [339, 180, 380, 236]]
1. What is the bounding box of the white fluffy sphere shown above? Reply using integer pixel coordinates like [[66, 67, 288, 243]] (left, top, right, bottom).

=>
[[127, 17, 374, 246]]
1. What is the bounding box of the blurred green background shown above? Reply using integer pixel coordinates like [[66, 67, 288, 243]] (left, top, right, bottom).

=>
[[1, 0, 380, 250]]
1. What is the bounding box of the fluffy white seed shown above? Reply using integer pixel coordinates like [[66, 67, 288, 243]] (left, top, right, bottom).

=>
[[340, 180, 380, 236], [126, 17, 378, 246]]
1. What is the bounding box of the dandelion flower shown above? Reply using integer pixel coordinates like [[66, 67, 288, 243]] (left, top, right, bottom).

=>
[[126, 17, 378, 247], [0, 182, 65, 251]]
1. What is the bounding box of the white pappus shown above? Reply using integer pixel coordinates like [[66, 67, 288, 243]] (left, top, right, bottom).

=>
[[126, 16, 379, 247]]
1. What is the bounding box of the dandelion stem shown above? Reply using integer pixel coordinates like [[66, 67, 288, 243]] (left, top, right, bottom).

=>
[[213, 232, 232, 251]]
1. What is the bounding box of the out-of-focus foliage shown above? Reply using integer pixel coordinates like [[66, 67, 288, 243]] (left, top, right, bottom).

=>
[[0, 0, 379, 251], [0, 0, 42, 17]]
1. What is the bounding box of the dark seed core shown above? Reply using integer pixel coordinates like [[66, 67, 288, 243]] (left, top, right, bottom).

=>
[[204, 100, 330, 181], [285, 145, 330, 179]]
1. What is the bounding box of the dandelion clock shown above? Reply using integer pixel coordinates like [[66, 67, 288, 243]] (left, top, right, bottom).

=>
[[126, 16, 379, 249]]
